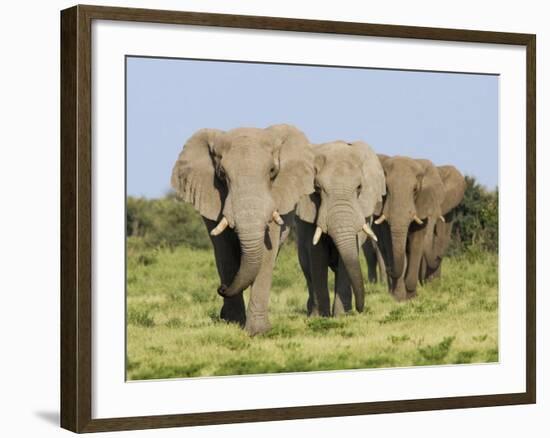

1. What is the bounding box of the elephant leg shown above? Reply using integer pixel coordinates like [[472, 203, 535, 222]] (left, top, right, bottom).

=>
[[419, 256, 427, 285], [424, 220, 450, 281], [296, 219, 318, 316], [373, 222, 393, 290], [426, 262, 442, 281], [220, 295, 246, 325], [305, 276, 317, 316], [299, 247, 317, 316], [376, 245, 387, 285], [391, 275, 408, 301], [405, 228, 426, 299], [333, 256, 352, 316], [244, 222, 281, 336], [363, 239, 378, 283], [203, 218, 246, 326], [391, 254, 408, 301], [310, 239, 331, 317]]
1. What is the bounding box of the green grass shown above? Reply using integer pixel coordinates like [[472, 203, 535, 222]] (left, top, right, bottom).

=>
[[126, 237, 498, 380]]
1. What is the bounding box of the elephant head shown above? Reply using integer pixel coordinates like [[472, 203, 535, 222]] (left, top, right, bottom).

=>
[[171, 125, 314, 296], [426, 165, 466, 269], [296, 141, 386, 312], [375, 156, 445, 293]]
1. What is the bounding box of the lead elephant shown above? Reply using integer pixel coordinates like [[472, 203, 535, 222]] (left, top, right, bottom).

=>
[[171, 125, 314, 335], [420, 165, 466, 282], [295, 141, 385, 316], [373, 155, 445, 301]]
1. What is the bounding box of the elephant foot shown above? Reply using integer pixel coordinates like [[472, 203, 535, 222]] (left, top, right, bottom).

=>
[[333, 292, 352, 316], [425, 265, 441, 282], [307, 297, 318, 316], [390, 276, 416, 302], [308, 306, 320, 317], [244, 316, 271, 336], [333, 302, 346, 317], [391, 288, 408, 302], [220, 297, 246, 327], [308, 303, 330, 317], [307, 298, 331, 317], [316, 308, 331, 317], [391, 290, 417, 301], [367, 273, 378, 284]]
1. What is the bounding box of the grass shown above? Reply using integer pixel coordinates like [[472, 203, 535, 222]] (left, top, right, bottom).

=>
[[126, 237, 498, 380]]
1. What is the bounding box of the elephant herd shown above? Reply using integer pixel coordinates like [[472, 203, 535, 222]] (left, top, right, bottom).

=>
[[171, 124, 466, 336]]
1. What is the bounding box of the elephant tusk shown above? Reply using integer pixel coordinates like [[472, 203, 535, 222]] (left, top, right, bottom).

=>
[[272, 211, 284, 226], [362, 223, 378, 242], [413, 215, 423, 225], [312, 226, 323, 245], [210, 217, 229, 236], [439, 215, 446, 223], [374, 214, 386, 225]]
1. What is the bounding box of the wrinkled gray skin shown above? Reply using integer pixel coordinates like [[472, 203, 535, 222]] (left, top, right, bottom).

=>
[[419, 165, 466, 283], [373, 155, 445, 301], [295, 141, 385, 316], [171, 125, 314, 335]]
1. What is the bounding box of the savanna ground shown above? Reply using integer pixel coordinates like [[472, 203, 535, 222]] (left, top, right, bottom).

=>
[[126, 237, 498, 380]]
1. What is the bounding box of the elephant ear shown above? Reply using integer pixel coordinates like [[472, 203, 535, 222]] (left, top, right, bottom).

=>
[[170, 128, 226, 221], [267, 124, 315, 215], [377, 153, 390, 166], [295, 148, 325, 223], [438, 165, 466, 215], [352, 142, 386, 219], [415, 159, 445, 220], [296, 192, 321, 224]]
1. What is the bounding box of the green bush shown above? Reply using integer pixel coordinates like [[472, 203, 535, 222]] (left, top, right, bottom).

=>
[[127, 192, 210, 249], [451, 176, 498, 254]]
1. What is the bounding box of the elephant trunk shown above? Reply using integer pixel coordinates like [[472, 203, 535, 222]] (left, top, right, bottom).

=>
[[389, 225, 409, 279], [329, 222, 365, 313], [219, 228, 265, 297], [424, 240, 440, 270], [424, 221, 443, 270]]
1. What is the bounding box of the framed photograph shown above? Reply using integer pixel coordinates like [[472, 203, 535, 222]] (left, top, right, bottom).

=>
[[60, 4, 536, 433]]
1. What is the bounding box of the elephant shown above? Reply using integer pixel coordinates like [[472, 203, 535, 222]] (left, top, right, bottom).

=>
[[171, 124, 314, 335], [419, 165, 466, 282], [372, 155, 445, 301], [363, 238, 387, 284], [295, 141, 386, 317]]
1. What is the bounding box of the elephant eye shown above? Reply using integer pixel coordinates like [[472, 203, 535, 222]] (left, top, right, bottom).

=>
[[357, 184, 362, 197], [269, 159, 280, 180]]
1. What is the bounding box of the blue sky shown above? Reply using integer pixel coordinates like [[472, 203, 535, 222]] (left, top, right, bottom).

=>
[[126, 56, 498, 198]]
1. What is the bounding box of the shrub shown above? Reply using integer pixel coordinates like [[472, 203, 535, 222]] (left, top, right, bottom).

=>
[[449, 176, 498, 254], [127, 192, 210, 249]]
